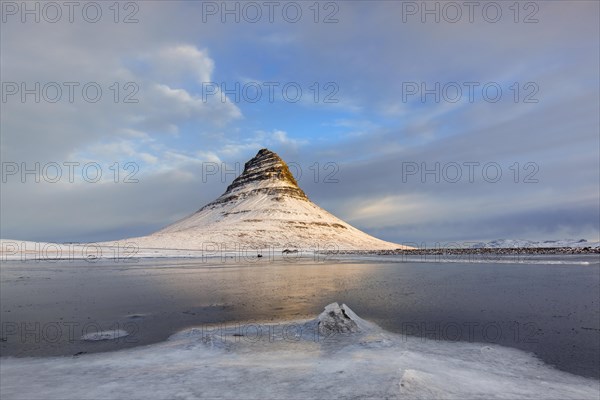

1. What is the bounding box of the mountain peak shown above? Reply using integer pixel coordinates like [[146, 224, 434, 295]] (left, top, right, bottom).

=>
[[220, 148, 306, 200], [256, 148, 276, 156]]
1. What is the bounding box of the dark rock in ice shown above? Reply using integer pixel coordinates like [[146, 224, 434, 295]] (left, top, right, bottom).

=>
[[317, 303, 359, 334]]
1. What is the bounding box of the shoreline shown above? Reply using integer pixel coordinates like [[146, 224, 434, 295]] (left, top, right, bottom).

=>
[[323, 247, 600, 256], [1, 244, 598, 261]]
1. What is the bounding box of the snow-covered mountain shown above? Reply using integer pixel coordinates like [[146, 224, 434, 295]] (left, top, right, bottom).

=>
[[470, 239, 600, 249], [126, 149, 410, 252]]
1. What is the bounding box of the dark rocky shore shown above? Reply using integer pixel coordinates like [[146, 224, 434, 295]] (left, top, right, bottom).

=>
[[323, 247, 600, 256]]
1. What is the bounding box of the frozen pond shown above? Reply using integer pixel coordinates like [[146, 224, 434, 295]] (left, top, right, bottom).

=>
[[1, 255, 599, 381]]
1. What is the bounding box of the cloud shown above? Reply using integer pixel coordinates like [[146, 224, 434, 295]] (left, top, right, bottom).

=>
[[270, 129, 306, 150], [154, 45, 215, 84], [1, 40, 243, 170]]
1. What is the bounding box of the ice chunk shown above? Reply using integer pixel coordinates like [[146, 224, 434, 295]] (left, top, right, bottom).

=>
[[317, 302, 359, 334]]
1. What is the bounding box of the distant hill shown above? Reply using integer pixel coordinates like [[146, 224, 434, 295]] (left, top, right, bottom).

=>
[[470, 239, 599, 248]]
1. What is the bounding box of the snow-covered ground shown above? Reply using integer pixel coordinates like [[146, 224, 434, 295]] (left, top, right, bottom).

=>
[[2, 237, 598, 261], [1, 303, 597, 400], [0, 239, 205, 261], [0, 238, 398, 261]]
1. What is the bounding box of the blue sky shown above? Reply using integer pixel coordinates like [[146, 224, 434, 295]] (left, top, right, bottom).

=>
[[1, 1, 599, 246]]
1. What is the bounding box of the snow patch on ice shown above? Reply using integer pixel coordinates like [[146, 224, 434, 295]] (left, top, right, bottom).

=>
[[81, 330, 129, 341]]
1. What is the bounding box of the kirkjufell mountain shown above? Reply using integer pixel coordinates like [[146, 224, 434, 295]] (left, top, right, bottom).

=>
[[129, 149, 410, 251]]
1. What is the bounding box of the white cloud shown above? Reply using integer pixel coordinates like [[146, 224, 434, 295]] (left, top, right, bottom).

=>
[[257, 129, 306, 150], [139, 153, 159, 164], [196, 151, 221, 164], [155, 45, 215, 84], [1, 40, 243, 168]]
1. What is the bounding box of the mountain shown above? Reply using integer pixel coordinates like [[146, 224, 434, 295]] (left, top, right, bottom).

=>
[[129, 149, 410, 252]]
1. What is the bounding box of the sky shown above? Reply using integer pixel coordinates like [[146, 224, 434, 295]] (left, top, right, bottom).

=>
[[1, 0, 599, 246]]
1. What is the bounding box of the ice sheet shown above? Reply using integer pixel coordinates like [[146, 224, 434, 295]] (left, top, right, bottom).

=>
[[1, 303, 597, 399]]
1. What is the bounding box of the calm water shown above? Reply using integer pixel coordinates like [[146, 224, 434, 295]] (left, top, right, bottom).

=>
[[1, 255, 599, 378]]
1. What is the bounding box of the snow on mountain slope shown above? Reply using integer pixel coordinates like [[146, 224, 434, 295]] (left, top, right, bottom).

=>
[[126, 149, 410, 252]]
